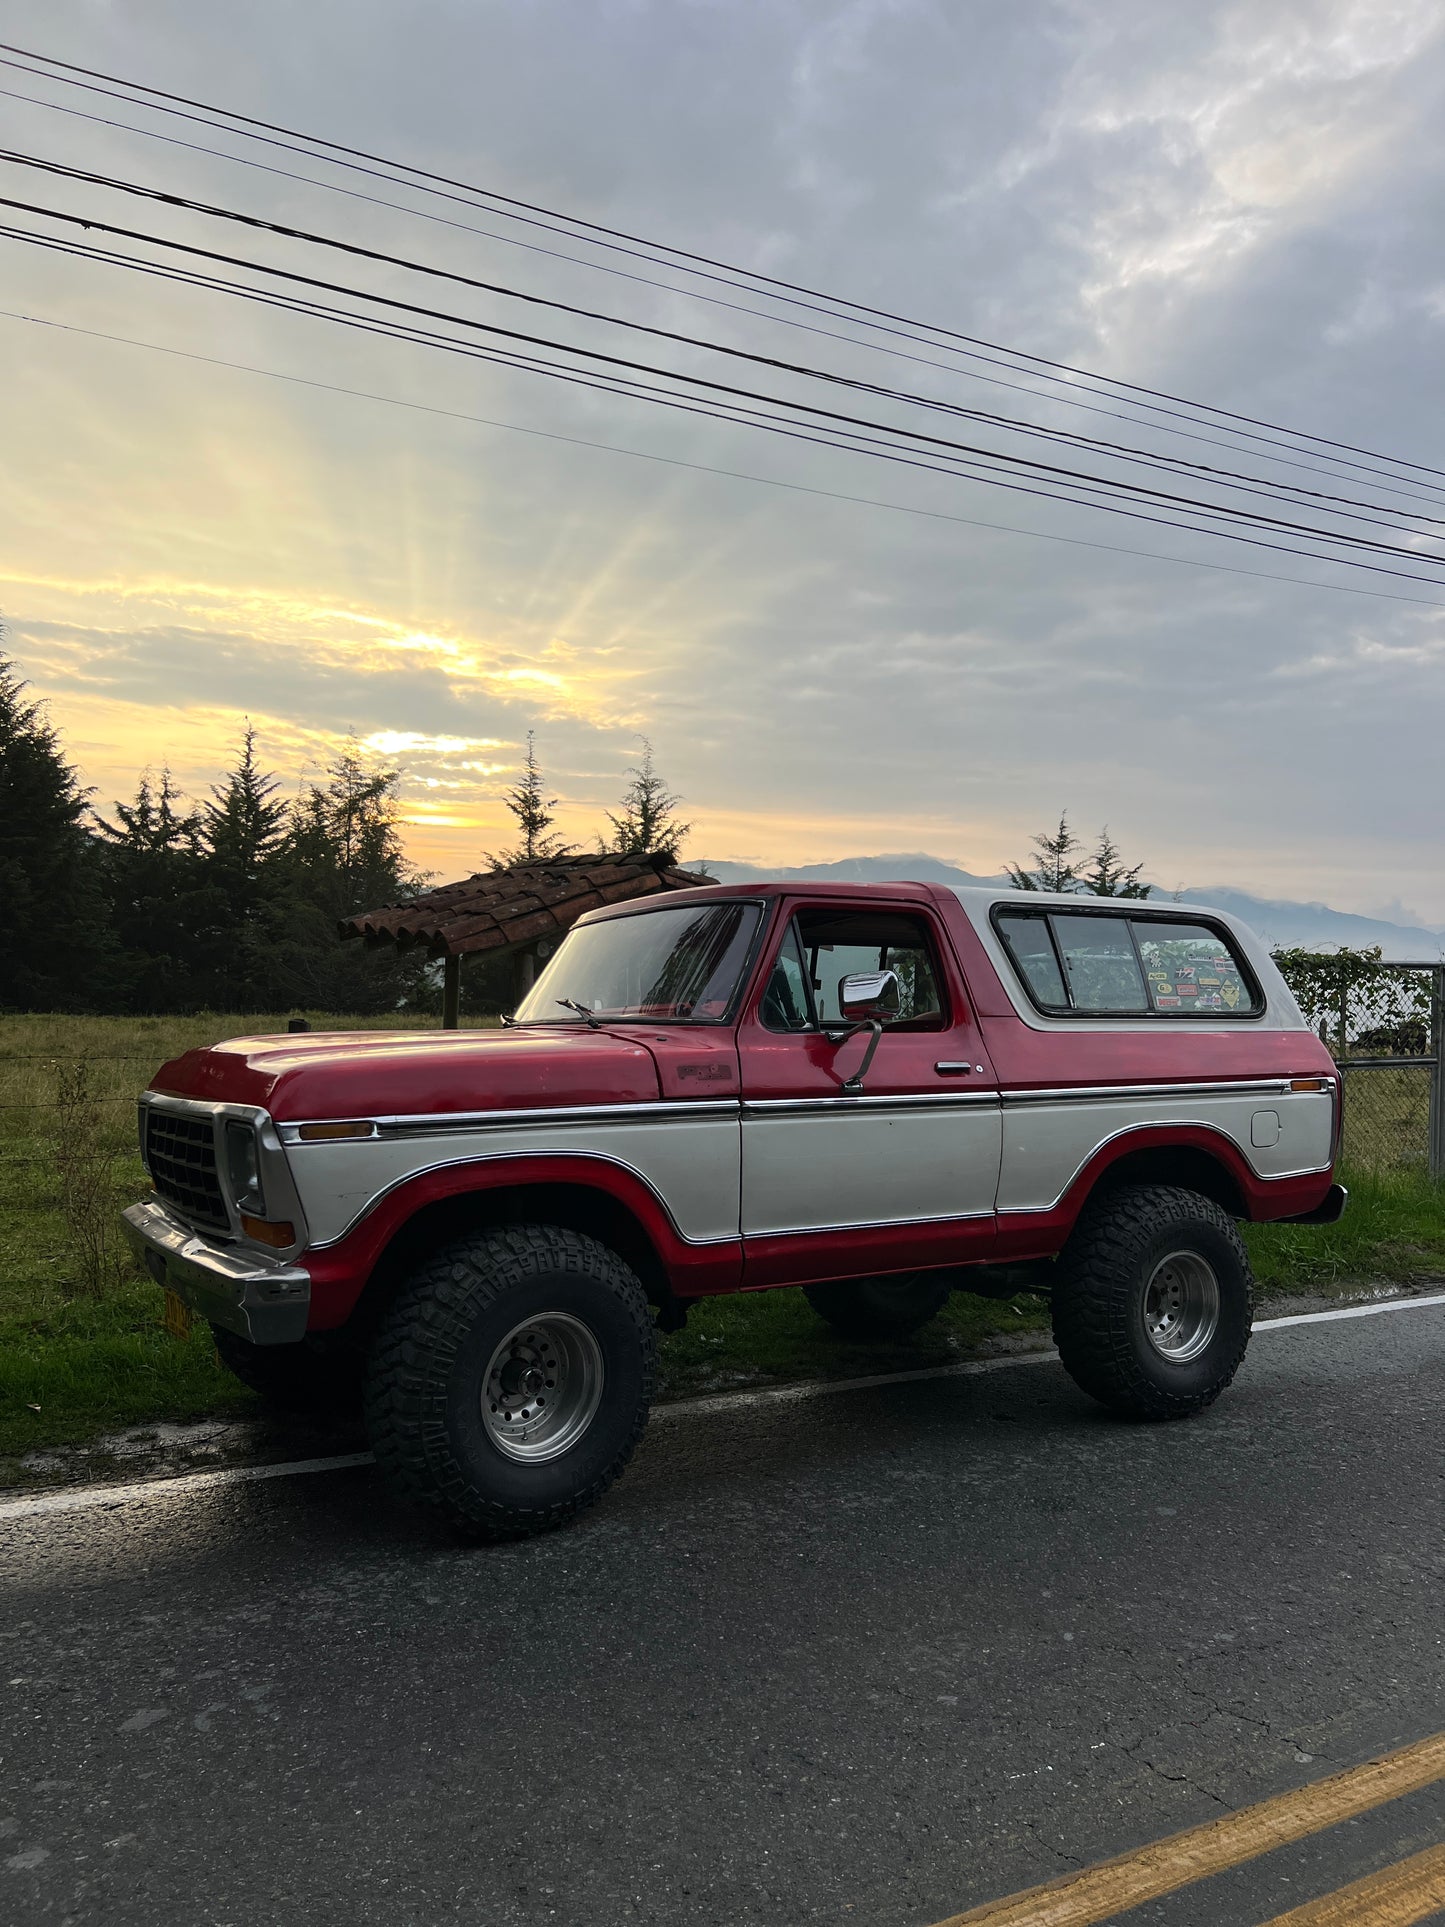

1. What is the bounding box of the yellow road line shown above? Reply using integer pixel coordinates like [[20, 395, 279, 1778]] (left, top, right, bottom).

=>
[[1256, 1842, 1445, 1924], [930, 1730, 1445, 1927]]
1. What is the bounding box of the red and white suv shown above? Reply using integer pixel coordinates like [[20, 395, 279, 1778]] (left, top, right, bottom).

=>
[[125, 882, 1344, 1537]]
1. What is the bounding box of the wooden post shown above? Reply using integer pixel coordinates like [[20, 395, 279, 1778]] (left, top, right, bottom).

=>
[[511, 947, 536, 1007], [442, 952, 461, 1029]]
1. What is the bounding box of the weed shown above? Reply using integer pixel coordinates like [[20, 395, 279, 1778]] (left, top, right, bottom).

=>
[[51, 1059, 132, 1298]]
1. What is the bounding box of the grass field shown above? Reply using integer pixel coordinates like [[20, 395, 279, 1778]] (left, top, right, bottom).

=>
[[2, 1013, 1441, 1483]]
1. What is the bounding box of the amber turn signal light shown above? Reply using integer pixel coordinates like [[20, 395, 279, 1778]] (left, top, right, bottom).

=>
[[241, 1214, 296, 1248], [1289, 1077, 1331, 1092], [296, 1120, 375, 1141]]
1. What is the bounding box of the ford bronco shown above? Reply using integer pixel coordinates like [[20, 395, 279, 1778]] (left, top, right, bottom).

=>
[[124, 883, 1344, 1537]]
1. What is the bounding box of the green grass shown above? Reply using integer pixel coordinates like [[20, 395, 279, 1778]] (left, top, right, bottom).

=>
[[2, 1013, 1441, 1483], [1245, 1164, 1445, 1292]]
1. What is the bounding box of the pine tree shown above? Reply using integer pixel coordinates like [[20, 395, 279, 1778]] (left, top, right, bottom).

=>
[[0, 639, 112, 1011], [202, 724, 288, 894], [604, 739, 691, 859], [485, 732, 573, 868], [197, 726, 292, 1009], [277, 742, 427, 1011], [1082, 827, 1151, 898], [1005, 813, 1083, 893], [94, 770, 218, 1010]]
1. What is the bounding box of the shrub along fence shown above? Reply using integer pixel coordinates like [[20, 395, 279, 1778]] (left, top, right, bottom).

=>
[[1272, 949, 1445, 1178]]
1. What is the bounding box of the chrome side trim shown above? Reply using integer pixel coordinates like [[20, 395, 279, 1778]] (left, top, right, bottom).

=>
[[1001, 1078, 1301, 1105], [305, 1146, 743, 1252], [278, 1099, 739, 1143], [742, 1092, 1001, 1115], [755, 1209, 994, 1240], [1001, 1120, 1333, 1216]]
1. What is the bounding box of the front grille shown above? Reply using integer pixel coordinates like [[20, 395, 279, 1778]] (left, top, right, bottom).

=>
[[145, 1109, 229, 1231]]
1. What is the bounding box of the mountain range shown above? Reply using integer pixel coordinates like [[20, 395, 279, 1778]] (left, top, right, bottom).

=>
[[692, 854, 1445, 960]]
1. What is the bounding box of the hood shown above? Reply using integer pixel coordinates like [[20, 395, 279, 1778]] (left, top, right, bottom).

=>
[[149, 1025, 662, 1121]]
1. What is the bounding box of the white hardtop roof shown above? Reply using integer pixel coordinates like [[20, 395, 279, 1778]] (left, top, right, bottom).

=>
[[949, 885, 1232, 920]]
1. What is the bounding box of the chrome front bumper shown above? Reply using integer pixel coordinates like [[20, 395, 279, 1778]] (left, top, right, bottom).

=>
[[123, 1198, 311, 1344]]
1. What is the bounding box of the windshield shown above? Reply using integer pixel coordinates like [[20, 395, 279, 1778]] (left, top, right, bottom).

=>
[[514, 900, 763, 1025]]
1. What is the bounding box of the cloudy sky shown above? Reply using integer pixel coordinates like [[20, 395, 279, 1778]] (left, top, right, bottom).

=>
[[2, 0, 1443, 917]]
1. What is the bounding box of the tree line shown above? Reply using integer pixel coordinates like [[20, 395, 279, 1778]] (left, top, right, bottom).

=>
[[0, 645, 690, 1017]]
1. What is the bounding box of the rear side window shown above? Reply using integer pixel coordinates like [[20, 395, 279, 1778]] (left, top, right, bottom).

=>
[[1134, 921, 1255, 1014], [993, 908, 1262, 1018]]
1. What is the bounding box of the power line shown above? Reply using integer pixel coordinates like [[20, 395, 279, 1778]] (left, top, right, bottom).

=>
[[5, 36, 1442, 489], [6, 196, 1444, 578], [9, 78, 1445, 516], [10, 301, 1445, 610], [7, 145, 1443, 547], [12, 220, 1445, 593]]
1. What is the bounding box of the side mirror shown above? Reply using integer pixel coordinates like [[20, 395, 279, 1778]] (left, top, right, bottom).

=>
[[838, 969, 901, 1024]]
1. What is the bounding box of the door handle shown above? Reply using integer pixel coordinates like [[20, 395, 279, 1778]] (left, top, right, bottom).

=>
[[935, 1061, 982, 1075]]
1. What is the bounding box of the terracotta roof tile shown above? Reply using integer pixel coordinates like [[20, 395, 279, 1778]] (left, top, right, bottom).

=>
[[340, 852, 714, 957]]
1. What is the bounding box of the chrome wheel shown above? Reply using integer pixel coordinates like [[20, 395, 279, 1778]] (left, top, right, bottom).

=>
[[1142, 1251, 1220, 1363], [481, 1313, 605, 1463]]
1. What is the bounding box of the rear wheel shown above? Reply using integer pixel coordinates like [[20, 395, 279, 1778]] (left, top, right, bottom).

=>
[[804, 1270, 953, 1341], [1052, 1184, 1253, 1420], [210, 1325, 362, 1414], [364, 1224, 656, 1540]]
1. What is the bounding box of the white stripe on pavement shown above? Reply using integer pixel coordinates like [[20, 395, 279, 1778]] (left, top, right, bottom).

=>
[[1254, 1289, 1445, 1330], [0, 1453, 374, 1521], [2, 1291, 1442, 1523]]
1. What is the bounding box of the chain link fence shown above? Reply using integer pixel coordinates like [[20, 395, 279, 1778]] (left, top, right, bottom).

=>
[[1273, 953, 1445, 1176]]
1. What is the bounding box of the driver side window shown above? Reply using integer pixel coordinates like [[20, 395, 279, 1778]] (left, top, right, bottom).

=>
[[760, 909, 947, 1032]]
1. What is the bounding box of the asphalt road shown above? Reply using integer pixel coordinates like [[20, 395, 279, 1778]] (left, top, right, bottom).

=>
[[3, 1303, 1444, 1926]]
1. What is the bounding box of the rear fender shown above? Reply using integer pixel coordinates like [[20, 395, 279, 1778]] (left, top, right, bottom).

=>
[[992, 1124, 1335, 1262]]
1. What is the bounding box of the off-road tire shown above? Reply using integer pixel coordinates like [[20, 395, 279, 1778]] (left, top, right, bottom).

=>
[[1052, 1184, 1253, 1420], [210, 1325, 363, 1414], [804, 1270, 953, 1341], [364, 1224, 656, 1540]]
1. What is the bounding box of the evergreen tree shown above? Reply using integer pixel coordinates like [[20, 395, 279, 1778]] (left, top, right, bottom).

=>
[[0, 639, 112, 1011], [485, 732, 573, 868], [277, 742, 427, 1011], [1006, 813, 1151, 898], [603, 739, 691, 859], [202, 724, 288, 894], [1082, 827, 1151, 898], [198, 726, 292, 1008], [1005, 813, 1083, 893], [94, 770, 219, 1010]]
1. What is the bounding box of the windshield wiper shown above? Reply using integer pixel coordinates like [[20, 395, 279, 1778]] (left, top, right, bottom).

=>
[[556, 997, 601, 1029]]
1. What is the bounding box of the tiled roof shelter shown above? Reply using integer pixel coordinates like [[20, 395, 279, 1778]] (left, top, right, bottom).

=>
[[340, 851, 715, 1024]]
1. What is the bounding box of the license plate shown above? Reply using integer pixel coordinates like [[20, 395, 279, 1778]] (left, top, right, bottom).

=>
[[162, 1289, 193, 1341]]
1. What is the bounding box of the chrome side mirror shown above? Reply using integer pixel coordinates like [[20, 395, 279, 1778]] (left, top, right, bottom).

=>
[[830, 969, 901, 1093], [838, 969, 901, 1024]]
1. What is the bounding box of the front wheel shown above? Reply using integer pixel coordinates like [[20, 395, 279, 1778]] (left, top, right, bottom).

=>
[[1051, 1185, 1253, 1420], [364, 1224, 656, 1539]]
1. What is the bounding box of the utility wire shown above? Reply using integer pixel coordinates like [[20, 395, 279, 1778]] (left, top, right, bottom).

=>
[[10, 301, 1445, 612], [6, 146, 1442, 545], [4, 37, 1442, 489], [5, 196, 1442, 575], [12, 220, 1445, 592], [9, 78, 1445, 516]]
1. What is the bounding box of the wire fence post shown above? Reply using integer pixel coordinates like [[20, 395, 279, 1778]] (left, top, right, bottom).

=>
[[1431, 964, 1445, 1184]]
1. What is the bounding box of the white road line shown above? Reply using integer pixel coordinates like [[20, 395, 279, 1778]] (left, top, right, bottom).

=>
[[2, 1292, 1442, 1523], [1254, 1289, 1445, 1330], [0, 1453, 374, 1522]]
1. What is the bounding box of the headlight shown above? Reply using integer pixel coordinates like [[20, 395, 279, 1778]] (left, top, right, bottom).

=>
[[224, 1121, 266, 1216]]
